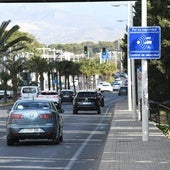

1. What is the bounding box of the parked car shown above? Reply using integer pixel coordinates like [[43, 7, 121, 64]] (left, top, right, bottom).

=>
[[118, 86, 128, 96], [100, 82, 113, 92], [6, 98, 63, 146], [60, 89, 75, 102], [73, 90, 104, 114], [0, 90, 13, 99], [37, 90, 62, 112]]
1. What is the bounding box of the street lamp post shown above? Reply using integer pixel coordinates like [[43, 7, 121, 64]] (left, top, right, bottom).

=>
[[112, 1, 135, 112], [128, 1, 137, 119]]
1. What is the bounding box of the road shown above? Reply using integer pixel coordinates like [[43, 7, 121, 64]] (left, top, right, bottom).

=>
[[0, 92, 126, 170]]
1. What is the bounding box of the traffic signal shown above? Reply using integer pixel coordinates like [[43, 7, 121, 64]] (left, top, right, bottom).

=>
[[102, 47, 106, 55], [84, 46, 88, 55]]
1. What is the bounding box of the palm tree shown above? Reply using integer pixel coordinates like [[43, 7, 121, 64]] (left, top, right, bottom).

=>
[[2, 55, 27, 100], [0, 71, 11, 103], [69, 62, 81, 92], [0, 20, 31, 57], [59, 60, 72, 89], [0, 20, 31, 100], [28, 55, 48, 91]]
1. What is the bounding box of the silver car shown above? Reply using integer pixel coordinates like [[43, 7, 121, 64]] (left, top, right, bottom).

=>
[[6, 99, 63, 146]]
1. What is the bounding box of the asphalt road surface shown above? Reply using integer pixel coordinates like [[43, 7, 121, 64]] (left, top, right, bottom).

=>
[[0, 91, 126, 170]]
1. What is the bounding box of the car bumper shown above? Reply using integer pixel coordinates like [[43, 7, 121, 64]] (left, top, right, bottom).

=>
[[7, 124, 57, 140]]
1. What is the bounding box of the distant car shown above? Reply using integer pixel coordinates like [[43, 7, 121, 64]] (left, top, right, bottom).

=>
[[0, 90, 13, 99], [112, 82, 121, 91], [20, 86, 40, 99], [96, 82, 104, 90], [37, 90, 62, 111], [100, 82, 113, 92], [73, 90, 104, 114], [6, 98, 63, 146], [60, 89, 75, 102], [118, 86, 128, 96]]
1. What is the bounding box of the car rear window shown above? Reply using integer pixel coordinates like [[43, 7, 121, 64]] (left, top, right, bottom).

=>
[[77, 92, 97, 97], [22, 87, 36, 93], [120, 87, 127, 91], [61, 91, 73, 95], [14, 101, 50, 110], [40, 92, 58, 95]]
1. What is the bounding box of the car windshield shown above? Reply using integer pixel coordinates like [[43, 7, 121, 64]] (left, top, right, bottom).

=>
[[78, 92, 97, 97], [14, 101, 50, 110]]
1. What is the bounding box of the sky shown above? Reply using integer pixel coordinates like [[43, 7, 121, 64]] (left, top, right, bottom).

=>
[[0, 1, 131, 45]]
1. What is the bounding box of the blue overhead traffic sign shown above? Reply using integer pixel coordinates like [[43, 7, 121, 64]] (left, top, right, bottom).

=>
[[128, 26, 161, 59], [101, 50, 109, 59]]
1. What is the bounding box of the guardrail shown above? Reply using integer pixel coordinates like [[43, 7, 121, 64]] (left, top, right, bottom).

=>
[[149, 100, 170, 126]]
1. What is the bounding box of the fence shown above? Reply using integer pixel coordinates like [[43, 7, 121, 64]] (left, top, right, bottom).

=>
[[149, 100, 170, 126]]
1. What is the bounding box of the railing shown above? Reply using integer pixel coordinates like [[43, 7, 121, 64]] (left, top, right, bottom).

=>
[[149, 100, 170, 126]]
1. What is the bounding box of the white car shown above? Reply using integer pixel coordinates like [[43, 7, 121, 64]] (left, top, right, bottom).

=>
[[100, 82, 113, 92], [20, 86, 40, 99], [96, 82, 104, 90], [112, 82, 121, 91], [37, 90, 62, 111]]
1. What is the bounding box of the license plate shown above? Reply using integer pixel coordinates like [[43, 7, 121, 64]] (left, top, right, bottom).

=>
[[19, 128, 43, 133], [81, 102, 91, 105]]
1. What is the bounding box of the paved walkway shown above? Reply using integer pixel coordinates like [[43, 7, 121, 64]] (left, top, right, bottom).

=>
[[99, 99, 170, 170]]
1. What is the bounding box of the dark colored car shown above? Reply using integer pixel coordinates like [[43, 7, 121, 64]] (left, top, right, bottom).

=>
[[6, 99, 63, 146], [118, 86, 128, 96], [73, 90, 104, 114], [60, 89, 75, 102]]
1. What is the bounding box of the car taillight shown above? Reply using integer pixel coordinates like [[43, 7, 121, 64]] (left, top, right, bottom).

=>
[[10, 114, 24, 119], [39, 114, 53, 119]]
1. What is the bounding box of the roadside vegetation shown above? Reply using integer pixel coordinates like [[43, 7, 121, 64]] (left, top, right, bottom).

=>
[[0, 0, 169, 107], [157, 125, 170, 138]]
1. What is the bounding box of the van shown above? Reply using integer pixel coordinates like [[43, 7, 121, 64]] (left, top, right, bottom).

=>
[[20, 86, 40, 99]]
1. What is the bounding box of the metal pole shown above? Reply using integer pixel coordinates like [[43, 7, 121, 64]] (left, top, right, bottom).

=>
[[127, 1, 132, 111], [142, 0, 149, 141], [129, 1, 137, 120]]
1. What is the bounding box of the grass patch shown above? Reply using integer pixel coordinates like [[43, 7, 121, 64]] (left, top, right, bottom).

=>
[[157, 124, 170, 138]]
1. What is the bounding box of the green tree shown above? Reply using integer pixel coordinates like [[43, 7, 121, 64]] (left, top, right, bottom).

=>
[[100, 61, 117, 82], [0, 71, 11, 103], [2, 54, 27, 100], [121, 0, 170, 101], [0, 20, 31, 100], [28, 55, 48, 90], [0, 20, 31, 57]]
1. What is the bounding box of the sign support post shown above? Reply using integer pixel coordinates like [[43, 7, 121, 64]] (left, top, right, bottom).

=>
[[142, 0, 148, 141], [129, 0, 161, 142]]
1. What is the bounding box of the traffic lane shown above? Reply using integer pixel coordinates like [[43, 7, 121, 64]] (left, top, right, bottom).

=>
[[0, 92, 125, 170], [0, 108, 112, 170], [62, 102, 114, 170]]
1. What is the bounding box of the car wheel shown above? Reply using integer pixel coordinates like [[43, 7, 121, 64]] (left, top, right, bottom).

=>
[[97, 107, 101, 114], [52, 131, 60, 145], [101, 99, 104, 107], [60, 134, 63, 142], [73, 109, 78, 114], [7, 138, 18, 146]]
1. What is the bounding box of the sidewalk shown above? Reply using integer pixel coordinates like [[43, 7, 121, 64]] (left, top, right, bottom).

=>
[[99, 99, 170, 170]]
